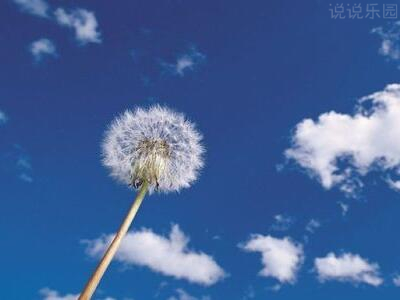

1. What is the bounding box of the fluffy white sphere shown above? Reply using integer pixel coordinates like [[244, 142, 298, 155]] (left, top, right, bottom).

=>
[[102, 105, 204, 193]]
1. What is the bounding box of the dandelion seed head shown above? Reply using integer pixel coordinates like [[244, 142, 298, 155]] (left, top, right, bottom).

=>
[[102, 105, 204, 193]]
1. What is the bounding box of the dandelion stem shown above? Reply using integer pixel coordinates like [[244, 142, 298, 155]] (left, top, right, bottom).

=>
[[79, 181, 149, 300]]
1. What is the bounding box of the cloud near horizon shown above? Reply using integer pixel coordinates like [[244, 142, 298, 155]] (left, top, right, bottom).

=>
[[286, 84, 400, 195], [83, 224, 226, 286]]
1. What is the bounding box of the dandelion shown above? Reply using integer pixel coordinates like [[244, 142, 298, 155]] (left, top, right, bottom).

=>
[[79, 105, 204, 300]]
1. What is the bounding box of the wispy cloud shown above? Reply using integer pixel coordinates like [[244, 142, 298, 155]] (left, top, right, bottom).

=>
[[372, 22, 400, 63], [16, 154, 33, 183], [270, 214, 294, 232], [13, 0, 49, 18], [54, 8, 101, 45], [240, 235, 304, 284], [314, 252, 383, 286], [393, 274, 400, 286], [83, 224, 226, 285], [305, 219, 321, 234], [167, 289, 210, 300], [337, 201, 349, 216], [0, 145, 34, 183], [162, 47, 206, 77], [39, 288, 116, 300], [242, 285, 255, 300], [39, 288, 79, 300], [19, 173, 33, 183], [16, 157, 31, 170], [13, 0, 102, 47], [30, 38, 57, 62], [0, 110, 8, 125], [0, 116, 34, 182], [285, 84, 400, 196]]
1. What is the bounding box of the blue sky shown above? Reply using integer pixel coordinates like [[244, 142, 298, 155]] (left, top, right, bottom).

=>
[[2, 0, 400, 299]]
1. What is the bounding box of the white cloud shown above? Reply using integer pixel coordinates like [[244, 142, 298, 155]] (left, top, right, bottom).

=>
[[13, 0, 49, 17], [16, 155, 33, 183], [167, 289, 210, 300], [387, 177, 400, 191], [270, 214, 294, 231], [40, 288, 78, 300], [17, 157, 31, 170], [84, 224, 226, 286], [393, 274, 400, 286], [338, 201, 349, 216], [305, 219, 321, 234], [39, 288, 116, 300], [54, 8, 101, 45], [1, 143, 34, 183], [19, 173, 33, 182], [162, 47, 205, 76], [372, 22, 400, 62], [30, 38, 57, 61], [0, 110, 8, 125], [13, 1, 102, 46], [240, 235, 304, 284], [314, 252, 383, 286], [268, 284, 282, 292], [242, 285, 255, 300], [286, 84, 400, 195]]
